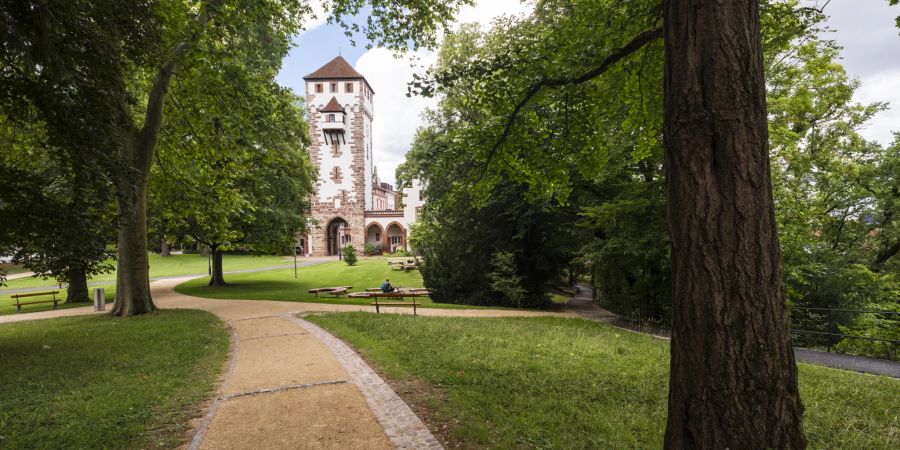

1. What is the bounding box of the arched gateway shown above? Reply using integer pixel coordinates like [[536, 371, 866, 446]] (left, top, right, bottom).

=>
[[325, 217, 350, 256]]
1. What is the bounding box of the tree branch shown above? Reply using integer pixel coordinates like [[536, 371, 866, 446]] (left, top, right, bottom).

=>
[[484, 26, 663, 173]]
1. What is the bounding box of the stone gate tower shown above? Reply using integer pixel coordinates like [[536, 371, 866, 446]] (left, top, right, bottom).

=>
[[303, 56, 374, 256]]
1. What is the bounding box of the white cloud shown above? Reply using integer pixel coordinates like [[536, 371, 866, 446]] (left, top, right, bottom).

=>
[[356, 48, 440, 186], [301, 1, 329, 33], [455, 0, 533, 30], [854, 69, 900, 145], [357, 0, 534, 185]]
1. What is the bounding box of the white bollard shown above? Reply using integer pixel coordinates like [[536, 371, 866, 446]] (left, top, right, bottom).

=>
[[93, 288, 106, 311]]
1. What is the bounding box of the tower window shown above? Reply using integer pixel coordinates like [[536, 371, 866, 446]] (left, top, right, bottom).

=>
[[345, 82, 353, 93], [326, 114, 335, 123], [315, 83, 323, 93], [330, 82, 337, 92]]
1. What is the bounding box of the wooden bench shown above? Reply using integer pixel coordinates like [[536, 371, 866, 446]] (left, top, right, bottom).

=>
[[372, 298, 419, 315], [308, 286, 352, 297], [11, 291, 60, 313], [328, 288, 348, 297]]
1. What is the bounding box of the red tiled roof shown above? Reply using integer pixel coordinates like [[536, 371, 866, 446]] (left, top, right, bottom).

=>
[[304, 56, 364, 80], [320, 96, 345, 113]]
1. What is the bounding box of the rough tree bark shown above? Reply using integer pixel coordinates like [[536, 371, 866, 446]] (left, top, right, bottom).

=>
[[160, 238, 171, 257], [65, 266, 90, 303], [208, 245, 227, 286], [662, 1, 806, 448], [110, 61, 178, 316]]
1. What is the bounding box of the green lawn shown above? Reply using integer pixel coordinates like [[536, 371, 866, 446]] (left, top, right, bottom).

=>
[[0, 283, 117, 316], [0, 310, 229, 449], [307, 313, 900, 449], [175, 257, 478, 309], [0, 253, 289, 290], [1, 253, 290, 316]]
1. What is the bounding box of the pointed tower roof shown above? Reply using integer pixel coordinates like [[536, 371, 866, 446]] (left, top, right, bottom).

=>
[[304, 56, 364, 80], [304, 56, 374, 93], [320, 96, 345, 113]]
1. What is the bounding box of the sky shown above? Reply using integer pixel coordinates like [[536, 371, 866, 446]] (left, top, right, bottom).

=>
[[275, 0, 532, 186], [276, 0, 900, 185]]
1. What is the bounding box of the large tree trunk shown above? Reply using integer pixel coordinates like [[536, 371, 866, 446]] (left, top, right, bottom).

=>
[[111, 171, 155, 316], [65, 266, 90, 303], [160, 237, 172, 257], [208, 246, 227, 286], [110, 56, 180, 316], [662, 1, 806, 448]]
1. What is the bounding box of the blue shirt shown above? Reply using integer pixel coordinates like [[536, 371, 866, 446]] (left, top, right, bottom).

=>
[[380, 281, 393, 293]]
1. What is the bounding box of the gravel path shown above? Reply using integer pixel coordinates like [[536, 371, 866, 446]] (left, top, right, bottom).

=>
[[565, 285, 900, 378]]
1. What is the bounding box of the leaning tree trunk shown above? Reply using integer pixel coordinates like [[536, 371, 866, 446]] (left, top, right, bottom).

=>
[[208, 245, 227, 286], [662, 1, 806, 448], [65, 266, 90, 303], [110, 60, 178, 316]]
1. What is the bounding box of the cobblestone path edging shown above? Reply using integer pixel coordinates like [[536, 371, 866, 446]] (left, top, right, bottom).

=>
[[290, 314, 444, 450]]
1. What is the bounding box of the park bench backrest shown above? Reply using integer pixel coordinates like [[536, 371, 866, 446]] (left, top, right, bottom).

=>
[[12, 291, 59, 300]]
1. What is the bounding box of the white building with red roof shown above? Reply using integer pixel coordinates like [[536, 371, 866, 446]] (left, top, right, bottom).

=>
[[301, 56, 424, 256]]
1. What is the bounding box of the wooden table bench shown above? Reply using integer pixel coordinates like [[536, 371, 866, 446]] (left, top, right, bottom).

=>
[[372, 298, 420, 315], [11, 291, 60, 313], [328, 288, 348, 297], [308, 286, 352, 297]]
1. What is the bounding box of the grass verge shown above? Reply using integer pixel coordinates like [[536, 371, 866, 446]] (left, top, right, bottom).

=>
[[0, 310, 229, 448], [0, 284, 116, 316], [306, 313, 899, 449], [176, 257, 479, 309], [0, 263, 29, 276], [0, 253, 289, 290]]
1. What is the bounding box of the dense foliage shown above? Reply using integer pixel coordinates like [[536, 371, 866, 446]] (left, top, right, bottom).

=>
[[0, 0, 475, 314], [401, 0, 899, 357]]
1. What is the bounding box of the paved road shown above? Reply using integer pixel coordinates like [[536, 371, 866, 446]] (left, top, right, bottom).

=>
[[565, 285, 900, 378], [0, 259, 327, 296]]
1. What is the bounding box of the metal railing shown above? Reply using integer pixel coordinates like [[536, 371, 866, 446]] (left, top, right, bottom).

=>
[[789, 306, 899, 358]]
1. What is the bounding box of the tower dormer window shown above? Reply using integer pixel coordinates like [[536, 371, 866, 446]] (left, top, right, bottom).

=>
[[326, 114, 335, 122], [330, 82, 337, 92]]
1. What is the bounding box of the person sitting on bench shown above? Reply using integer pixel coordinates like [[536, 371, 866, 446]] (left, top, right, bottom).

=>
[[380, 279, 398, 293]]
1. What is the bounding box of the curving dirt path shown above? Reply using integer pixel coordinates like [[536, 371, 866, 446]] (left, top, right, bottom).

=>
[[1, 276, 573, 449]]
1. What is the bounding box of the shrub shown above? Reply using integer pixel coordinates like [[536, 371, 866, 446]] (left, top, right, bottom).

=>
[[342, 245, 358, 266], [488, 250, 527, 308], [364, 243, 376, 256], [834, 302, 900, 360]]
